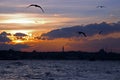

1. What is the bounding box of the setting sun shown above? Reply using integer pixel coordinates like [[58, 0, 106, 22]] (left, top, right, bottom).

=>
[[13, 40, 24, 43]]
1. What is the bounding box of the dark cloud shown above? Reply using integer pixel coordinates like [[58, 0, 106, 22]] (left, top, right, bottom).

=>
[[14, 33, 27, 37], [0, 31, 11, 36], [40, 22, 120, 40], [0, 36, 11, 43], [0, 43, 30, 51], [0, 32, 29, 51], [0, 32, 11, 43], [14, 33, 28, 40]]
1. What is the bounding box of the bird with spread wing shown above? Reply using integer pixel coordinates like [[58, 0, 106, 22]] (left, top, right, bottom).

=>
[[27, 4, 45, 13], [77, 31, 87, 37]]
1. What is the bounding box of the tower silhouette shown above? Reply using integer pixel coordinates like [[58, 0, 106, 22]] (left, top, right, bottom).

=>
[[62, 46, 64, 52]]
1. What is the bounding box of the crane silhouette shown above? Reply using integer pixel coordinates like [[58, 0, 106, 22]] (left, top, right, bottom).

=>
[[78, 31, 87, 37], [27, 4, 45, 13]]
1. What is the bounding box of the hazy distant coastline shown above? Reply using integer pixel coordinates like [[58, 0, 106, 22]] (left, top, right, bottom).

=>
[[0, 49, 120, 60]]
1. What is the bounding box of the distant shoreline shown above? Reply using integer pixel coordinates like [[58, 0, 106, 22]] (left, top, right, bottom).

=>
[[0, 49, 120, 60]]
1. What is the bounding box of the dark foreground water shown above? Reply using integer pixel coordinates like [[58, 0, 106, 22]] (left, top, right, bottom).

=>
[[0, 60, 120, 80]]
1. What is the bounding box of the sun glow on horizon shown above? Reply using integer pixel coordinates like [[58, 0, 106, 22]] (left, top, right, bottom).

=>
[[13, 40, 24, 43], [2, 30, 36, 44], [7, 30, 33, 34], [2, 19, 36, 24], [0, 13, 51, 25]]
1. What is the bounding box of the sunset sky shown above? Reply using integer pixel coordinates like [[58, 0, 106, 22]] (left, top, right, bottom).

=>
[[0, 0, 120, 52]]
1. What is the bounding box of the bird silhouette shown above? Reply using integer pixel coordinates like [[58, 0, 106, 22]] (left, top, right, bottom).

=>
[[78, 31, 87, 37], [27, 4, 45, 13], [97, 6, 105, 8], [98, 31, 103, 34]]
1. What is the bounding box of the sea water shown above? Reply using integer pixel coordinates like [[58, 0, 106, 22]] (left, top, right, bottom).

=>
[[0, 60, 120, 80]]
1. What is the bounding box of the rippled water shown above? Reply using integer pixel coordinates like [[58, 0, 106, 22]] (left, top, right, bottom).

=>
[[0, 60, 120, 80]]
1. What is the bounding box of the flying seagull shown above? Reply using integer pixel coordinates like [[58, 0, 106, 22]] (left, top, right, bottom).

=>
[[27, 4, 45, 13], [78, 31, 87, 37], [97, 6, 105, 8], [98, 31, 103, 35]]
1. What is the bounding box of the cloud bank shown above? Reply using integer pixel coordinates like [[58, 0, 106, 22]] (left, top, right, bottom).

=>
[[40, 22, 120, 40], [14, 33, 27, 37], [0, 32, 11, 43], [0, 32, 30, 51]]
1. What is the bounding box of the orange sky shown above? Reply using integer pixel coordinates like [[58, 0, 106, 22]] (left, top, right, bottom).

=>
[[0, 0, 120, 52], [0, 13, 120, 52]]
